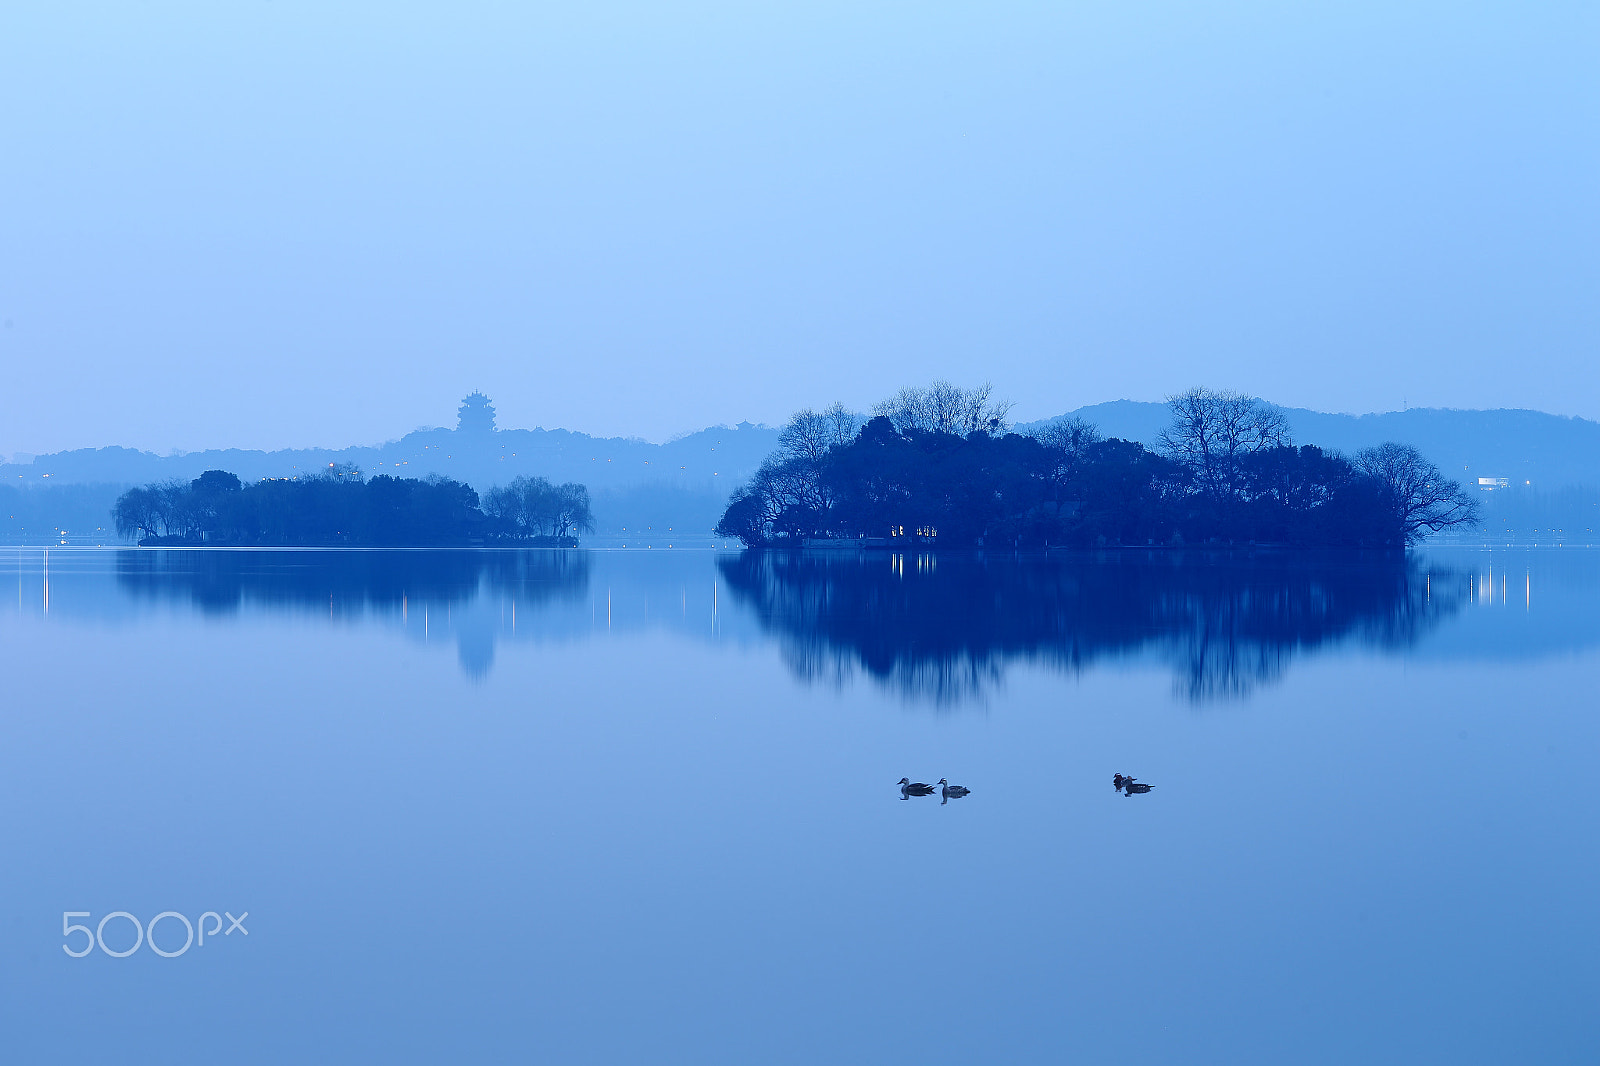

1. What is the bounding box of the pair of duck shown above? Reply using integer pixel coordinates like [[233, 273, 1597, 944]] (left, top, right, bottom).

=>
[[1113, 773, 1153, 795], [899, 778, 971, 801]]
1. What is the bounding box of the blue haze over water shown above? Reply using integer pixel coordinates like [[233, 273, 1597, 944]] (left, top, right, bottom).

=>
[[2, 545, 1598, 1063], [4, 5, 1594, 1059]]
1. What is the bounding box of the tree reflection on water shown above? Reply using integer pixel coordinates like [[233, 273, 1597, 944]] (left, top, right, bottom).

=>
[[717, 549, 1466, 703], [115, 549, 591, 677], [104, 547, 1468, 698], [116, 549, 590, 615]]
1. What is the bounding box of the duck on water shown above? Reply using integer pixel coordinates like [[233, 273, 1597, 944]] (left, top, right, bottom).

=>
[[938, 779, 971, 803], [1113, 773, 1154, 795], [899, 778, 938, 799]]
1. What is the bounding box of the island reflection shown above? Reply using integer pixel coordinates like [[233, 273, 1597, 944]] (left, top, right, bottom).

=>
[[717, 549, 1466, 703], [115, 549, 591, 677], [102, 547, 1469, 698], [116, 549, 590, 612]]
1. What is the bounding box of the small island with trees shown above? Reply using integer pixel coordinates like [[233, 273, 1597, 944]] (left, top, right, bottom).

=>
[[114, 468, 593, 547], [112, 381, 1479, 550], [716, 383, 1479, 549]]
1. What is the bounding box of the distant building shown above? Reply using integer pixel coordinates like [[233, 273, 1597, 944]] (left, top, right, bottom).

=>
[[1478, 477, 1511, 491], [457, 391, 497, 434]]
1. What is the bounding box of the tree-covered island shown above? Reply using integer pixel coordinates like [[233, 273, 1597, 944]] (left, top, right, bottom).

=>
[[716, 384, 1479, 549], [114, 468, 593, 547]]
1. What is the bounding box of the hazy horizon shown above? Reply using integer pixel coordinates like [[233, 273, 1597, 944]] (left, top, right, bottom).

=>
[[8, 392, 1600, 462], [3, 3, 1596, 457]]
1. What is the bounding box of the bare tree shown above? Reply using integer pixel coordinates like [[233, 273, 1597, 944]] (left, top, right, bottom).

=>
[[1159, 387, 1292, 499], [873, 380, 1013, 437], [1354, 442, 1480, 543], [1032, 416, 1102, 453], [300, 462, 364, 484], [1029, 415, 1104, 495], [776, 404, 862, 464], [776, 409, 836, 465], [715, 465, 794, 545], [768, 402, 862, 534], [822, 402, 860, 448], [759, 456, 829, 535]]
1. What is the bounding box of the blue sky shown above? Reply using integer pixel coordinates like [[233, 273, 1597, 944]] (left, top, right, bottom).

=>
[[1, 1, 1595, 455]]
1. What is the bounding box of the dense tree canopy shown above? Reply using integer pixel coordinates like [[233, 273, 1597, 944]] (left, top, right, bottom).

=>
[[114, 467, 589, 546], [481, 476, 595, 539], [716, 383, 1478, 549]]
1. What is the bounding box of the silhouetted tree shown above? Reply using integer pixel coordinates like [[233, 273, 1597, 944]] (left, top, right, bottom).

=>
[[747, 403, 863, 538], [1067, 438, 1188, 546], [1234, 445, 1401, 546], [820, 402, 861, 450], [191, 469, 242, 496], [551, 482, 595, 539], [778, 405, 858, 464], [1030, 416, 1103, 462], [153, 479, 200, 538], [484, 476, 594, 540], [109, 468, 562, 546], [113, 486, 163, 540], [714, 486, 775, 545], [1030, 416, 1105, 514], [716, 383, 1424, 549], [1159, 387, 1292, 504], [1355, 442, 1480, 543], [187, 469, 242, 536], [484, 475, 553, 535], [873, 380, 1013, 437], [820, 417, 1057, 545]]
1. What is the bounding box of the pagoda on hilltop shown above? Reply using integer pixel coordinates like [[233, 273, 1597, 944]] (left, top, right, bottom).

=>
[[456, 391, 497, 434]]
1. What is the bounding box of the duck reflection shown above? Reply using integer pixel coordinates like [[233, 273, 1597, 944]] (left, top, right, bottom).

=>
[[719, 549, 1466, 704]]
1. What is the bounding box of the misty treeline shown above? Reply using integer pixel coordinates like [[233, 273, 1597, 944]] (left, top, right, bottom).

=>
[[113, 467, 592, 546], [480, 476, 596, 539], [1, 481, 124, 542], [1477, 484, 1600, 537], [716, 383, 1479, 548]]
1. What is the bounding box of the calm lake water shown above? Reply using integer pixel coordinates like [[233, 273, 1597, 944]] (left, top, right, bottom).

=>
[[3, 546, 1597, 1064]]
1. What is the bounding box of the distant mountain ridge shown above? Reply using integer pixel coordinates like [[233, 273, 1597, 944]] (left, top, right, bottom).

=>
[[5, 400, 1597, 543], [1, 422, 782, 493], [0, 420, 783, 539], [11, 402, 1595, 494]]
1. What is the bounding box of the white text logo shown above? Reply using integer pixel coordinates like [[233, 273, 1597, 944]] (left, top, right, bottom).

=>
[[62, 910, 249, 958]]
